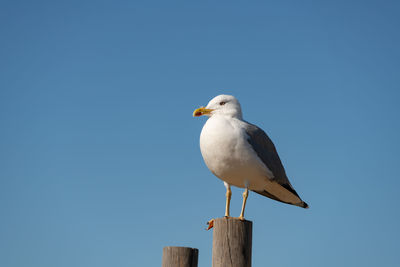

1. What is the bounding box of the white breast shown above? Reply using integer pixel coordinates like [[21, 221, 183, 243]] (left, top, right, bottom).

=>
[[199, 115, 272, 190]]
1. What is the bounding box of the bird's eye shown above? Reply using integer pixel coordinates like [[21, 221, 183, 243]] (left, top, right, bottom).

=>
[[219, 101, 226, 106]]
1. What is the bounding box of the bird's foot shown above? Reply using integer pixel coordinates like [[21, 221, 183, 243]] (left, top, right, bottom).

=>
[[237, 216, 245, 221], [206, 219, 214, 230]]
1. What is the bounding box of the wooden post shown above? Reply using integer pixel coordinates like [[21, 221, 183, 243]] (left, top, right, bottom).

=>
[[162, 246, 199, 267], [212, 217, 253, 267]]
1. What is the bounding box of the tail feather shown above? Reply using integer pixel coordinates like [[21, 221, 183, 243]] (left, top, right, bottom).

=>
[[296, 201, 309, 209], [254, 189, 309, 209]]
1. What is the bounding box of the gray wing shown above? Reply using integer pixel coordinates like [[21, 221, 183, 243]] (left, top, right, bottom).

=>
[[244, 122, 308, 208]]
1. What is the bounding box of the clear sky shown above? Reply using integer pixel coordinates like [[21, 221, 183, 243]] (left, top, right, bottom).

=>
[[1, 1, 399, 266]]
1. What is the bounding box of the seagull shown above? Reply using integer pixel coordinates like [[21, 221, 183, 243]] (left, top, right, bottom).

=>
[[193, 95, 308, 224]]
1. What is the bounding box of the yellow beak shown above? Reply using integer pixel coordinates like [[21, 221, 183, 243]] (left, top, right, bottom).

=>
[[193, 107, 214, 117]]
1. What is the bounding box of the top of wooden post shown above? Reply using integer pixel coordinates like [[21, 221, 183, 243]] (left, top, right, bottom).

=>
[[162, 246, 199, 267]]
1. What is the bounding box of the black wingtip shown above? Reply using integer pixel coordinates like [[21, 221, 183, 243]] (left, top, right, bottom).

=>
[[302, 202, 309, 209]]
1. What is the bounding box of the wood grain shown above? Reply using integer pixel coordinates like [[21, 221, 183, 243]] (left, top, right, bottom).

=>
[[162, 246, 198, 267], [212, 217, 252, 267]]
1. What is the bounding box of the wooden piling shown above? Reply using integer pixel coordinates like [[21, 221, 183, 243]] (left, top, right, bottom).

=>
[[212, 217, 253, 267], [162, 246, 199, 267]]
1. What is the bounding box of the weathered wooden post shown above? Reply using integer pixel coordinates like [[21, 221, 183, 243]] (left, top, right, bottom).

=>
[[212, 217, 253, 267], [162, 246, 199, 267]]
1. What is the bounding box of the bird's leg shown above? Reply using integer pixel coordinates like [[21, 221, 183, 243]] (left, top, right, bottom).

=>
[[225, 184, 232, 217], [238, 187, 249, 220], [207, 183, 232, 231]]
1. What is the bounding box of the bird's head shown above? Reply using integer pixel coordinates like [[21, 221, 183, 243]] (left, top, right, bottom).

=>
[[193, 95, 243, 119]]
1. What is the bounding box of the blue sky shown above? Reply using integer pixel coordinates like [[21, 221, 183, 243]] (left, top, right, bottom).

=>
[[1, 1, 399, 266]]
